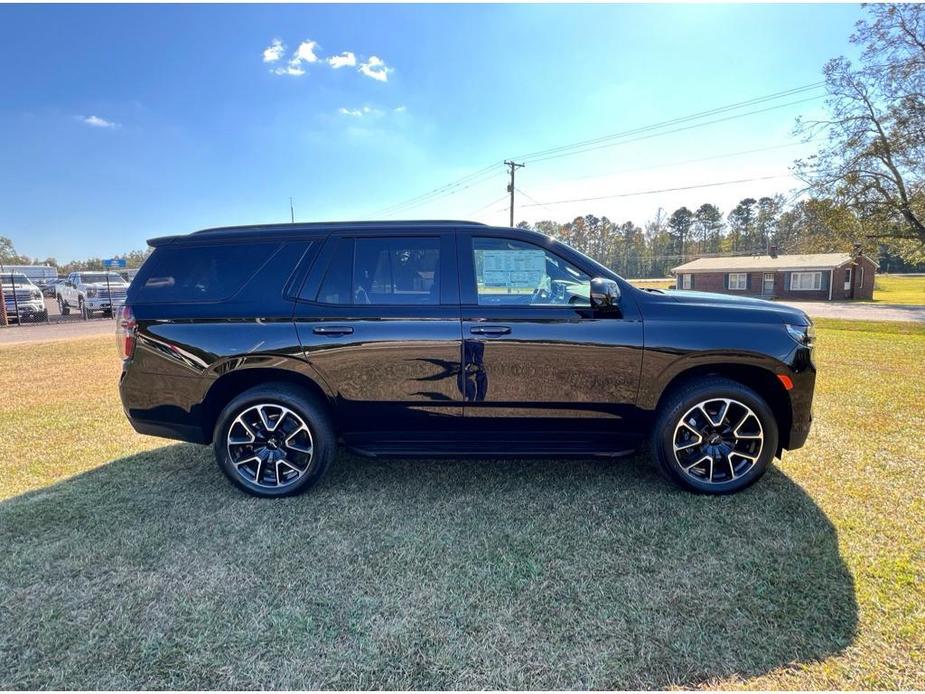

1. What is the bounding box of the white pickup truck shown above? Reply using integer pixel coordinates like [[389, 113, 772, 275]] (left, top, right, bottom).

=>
[[56, 271, 130, 318]]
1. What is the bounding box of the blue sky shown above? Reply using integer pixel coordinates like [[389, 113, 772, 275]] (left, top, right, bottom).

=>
[[0, 3, 864, 261]]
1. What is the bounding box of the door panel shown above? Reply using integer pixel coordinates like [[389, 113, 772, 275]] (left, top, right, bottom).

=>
[[458, 233, 644, 441], [293, 232, 463, 433]]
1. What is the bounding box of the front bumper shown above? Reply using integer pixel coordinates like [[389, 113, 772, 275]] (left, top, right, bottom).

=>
[[784, 345, 815, 451], [86, 296, 126, 310], [3, 300, 46, 321]]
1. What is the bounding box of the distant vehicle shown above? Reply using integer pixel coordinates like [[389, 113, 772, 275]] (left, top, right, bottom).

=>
[[118, 220, 817, 498], [1, 272, 47, 323], [2, 265, 58, 286], [42, 278, 65, 298], [57, 271, 130, 318]]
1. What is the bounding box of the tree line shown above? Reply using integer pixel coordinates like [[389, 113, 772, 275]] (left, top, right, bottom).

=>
[[517, 194, 923, 279]]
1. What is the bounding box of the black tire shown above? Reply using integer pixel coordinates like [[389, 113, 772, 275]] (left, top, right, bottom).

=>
[[652, 377, 778, 494], [213, 383, 335, 498], [58, 297, 70, 316]]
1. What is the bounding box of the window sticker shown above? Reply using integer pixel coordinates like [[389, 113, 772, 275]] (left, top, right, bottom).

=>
[[480, 250, 546, 288]]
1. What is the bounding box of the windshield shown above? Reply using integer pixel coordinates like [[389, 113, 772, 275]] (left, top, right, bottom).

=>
[[80, 273, 125, 284], [0, 274, 35, 287]]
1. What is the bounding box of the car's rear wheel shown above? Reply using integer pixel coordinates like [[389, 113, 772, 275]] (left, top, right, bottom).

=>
[[652, 377, 778, 494], [213, 384, 335, 497]]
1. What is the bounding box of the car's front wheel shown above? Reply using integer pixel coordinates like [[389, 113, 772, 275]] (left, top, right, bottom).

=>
[[652, 377, 778, 494], [213, 384, 335, 497], [58, 296, 69, 315]]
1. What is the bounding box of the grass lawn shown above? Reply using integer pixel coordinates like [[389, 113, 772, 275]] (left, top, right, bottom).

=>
[[0, 323, 923, 689], [628, 277, 676, 290], [872, 274, 925, 304]]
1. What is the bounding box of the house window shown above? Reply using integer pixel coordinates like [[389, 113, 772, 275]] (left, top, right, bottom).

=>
[[843, 267, 852, 291], [858, 266, 865, 288], [681, 273, 692, 289], [790, 271, 822, 291], [728, 273, 747, 291], [762, 272, 775, 294]]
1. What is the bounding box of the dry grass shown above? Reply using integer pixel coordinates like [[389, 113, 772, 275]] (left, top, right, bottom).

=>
[[0, 323, 923, 689], [628, 278, 676, 290], [871, 274, 925, 305]]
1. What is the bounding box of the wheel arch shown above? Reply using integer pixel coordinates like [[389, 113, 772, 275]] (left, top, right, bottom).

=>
[[201, 366, 333, 444], [653, 362, 793, 452]]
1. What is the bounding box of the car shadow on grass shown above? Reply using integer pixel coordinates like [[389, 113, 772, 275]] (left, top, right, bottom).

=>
[[0, 444, 857, 689]]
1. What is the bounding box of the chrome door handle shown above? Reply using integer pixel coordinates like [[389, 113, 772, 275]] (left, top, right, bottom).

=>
[[470, 326, 511, 336], [312, 326, 354, 336]]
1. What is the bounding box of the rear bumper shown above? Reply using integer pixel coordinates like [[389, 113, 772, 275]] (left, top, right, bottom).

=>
[[119, 367, 209, 445]]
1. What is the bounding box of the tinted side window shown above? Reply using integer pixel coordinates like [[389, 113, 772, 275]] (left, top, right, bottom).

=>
[[315, 236, 440, 305], [132, 243, 279, 303], [472, 237, 591, 307], [316, 238, 354, 305]]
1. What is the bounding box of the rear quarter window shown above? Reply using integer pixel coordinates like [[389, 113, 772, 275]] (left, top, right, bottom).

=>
[[130, 242, 280, 303]]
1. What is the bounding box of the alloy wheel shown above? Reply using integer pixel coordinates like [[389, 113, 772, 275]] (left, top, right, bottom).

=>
[[226, 403, 314, 489], [672, 398, 764, 484]]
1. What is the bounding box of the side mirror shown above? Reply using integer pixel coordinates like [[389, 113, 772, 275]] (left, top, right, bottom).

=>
[[590, 277, 620, 310]]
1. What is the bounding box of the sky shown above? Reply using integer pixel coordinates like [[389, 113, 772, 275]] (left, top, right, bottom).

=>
[[0, 3, 865, 261]]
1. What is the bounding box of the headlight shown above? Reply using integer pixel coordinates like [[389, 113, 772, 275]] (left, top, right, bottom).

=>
[[86, 288, 97, 298], [31, 290, 41, 300], [786, 323, 815, 348]]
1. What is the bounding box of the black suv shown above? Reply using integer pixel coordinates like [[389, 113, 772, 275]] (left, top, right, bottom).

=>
[[118, 220, 815, 497]]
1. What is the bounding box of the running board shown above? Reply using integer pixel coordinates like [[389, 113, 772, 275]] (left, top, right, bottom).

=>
[[344, 438, 637, 459]]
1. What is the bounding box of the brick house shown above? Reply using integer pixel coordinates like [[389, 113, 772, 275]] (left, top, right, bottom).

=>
[[671, 251, 878, 301]]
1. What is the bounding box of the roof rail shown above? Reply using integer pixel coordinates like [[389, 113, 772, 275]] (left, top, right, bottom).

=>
[[188, 219, 487, 235]]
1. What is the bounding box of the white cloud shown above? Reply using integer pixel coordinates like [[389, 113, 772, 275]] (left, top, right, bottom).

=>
[[358, 56, 391, 82], [262, 38, 285, 63], [264, 38, 393, 83], [338, 105, 382, 118], [327, 51, 357, 69], [393, 105, 406, 113], [272, 62, 305, 77], [80, 115, 119, 128], [294, 40, 320, 64], [268, 39, 319, 77]]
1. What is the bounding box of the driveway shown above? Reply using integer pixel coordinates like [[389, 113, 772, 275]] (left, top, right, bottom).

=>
[[0, 318, 114, 345], [777, 301, 925, 323]]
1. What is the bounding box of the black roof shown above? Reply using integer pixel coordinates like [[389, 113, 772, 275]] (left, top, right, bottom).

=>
[[148, 220, 491, 246]]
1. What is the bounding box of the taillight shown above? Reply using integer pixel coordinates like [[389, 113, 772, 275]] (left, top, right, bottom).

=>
[[116, 305, 136, 360]]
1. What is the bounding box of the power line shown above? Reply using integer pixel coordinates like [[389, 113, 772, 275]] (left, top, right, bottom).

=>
[[521, 95, 823, 165], [375, 163, 502, 216], [556, 140, 814, 184], [520, 174, 790, 208], [372, 80, 827, 218], [515, 186, 557, 217], [467, 193, 510, 216], [513, 82, 824, 162], [380, 169, 504, 217]]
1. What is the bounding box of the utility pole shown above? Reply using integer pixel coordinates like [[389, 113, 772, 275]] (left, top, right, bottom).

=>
[[289, 197, 295, 223], [504, 160, 524, 227]]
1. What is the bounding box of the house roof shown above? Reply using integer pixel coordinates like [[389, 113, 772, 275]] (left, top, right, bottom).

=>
[[672, 252, 858, 273]]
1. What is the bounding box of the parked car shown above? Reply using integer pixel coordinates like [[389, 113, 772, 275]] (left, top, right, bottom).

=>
[[1, 272, 47, 323], [118, 220, 816, 498], [57, 271, 130, 318], [42, 278, 64, 298]]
